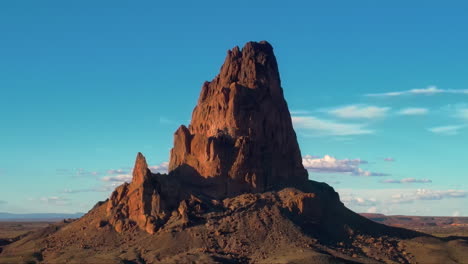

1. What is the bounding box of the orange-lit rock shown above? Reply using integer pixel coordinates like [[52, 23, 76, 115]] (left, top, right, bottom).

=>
[[169, 41, 308, 197], [107, 153, 166, 234]]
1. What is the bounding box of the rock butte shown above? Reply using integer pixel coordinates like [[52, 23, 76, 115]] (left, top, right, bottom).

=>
[[104, 41, 412, 241], [105, 41, 320, 234], [106, 41, 316, 234], [169, 41, 308, 197]]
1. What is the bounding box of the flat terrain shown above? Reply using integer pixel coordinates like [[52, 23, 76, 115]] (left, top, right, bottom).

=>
[[0, 222, 53, 240], [361, 213, 468, 238], [0, 200, 467, 263]]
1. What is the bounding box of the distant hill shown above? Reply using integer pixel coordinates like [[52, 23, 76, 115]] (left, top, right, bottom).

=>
[[0, 212, 84, 221], [360, 213, 468, 227], [360, 213, 468, 237]]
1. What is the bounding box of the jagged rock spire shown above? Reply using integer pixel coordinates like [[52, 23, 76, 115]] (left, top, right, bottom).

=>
[[107, 153, 164, 234], [169, 41, 308, 197], [132, 152, 150, 184]]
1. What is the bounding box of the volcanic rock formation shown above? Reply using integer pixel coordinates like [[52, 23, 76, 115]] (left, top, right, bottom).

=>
[[104, 41, 317, 234], [169, 41, 308, 197], [4, 41, 467, 264]]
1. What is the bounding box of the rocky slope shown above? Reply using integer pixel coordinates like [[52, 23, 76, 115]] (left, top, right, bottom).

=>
[[1, 41, 467, 264]]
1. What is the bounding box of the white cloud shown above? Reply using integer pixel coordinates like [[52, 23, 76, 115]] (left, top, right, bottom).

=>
[[382, 178, 432, 184], [98, 161, 169, 189], [149, 162, 169, 174], [366, 85, 468, 97], [337, 188, 468, 215], [302, 155, 388, 177], [328, 105, 390, 119], [341, 196, 377, 207], [384, 157, 395, 162], [428, 125, 466, 135], [416, 189, 466, 199], [398, 108, 429, 116], [107, 169, 130, 175], [101, 174, 132, 183], [290, 110, 310, 115], [391, 189, 467, 204], [453, 211, 461, 217], [354, 168, 388, 177], [292, 116, 374, 136]]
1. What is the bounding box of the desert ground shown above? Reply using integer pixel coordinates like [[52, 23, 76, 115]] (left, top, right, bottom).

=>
[[1, 212, 467, 264]]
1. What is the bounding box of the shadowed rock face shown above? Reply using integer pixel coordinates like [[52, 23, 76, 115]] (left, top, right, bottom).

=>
[[169, 41, 308, 197], [106, 153, 209, 234], [106, 153, 164, 234]]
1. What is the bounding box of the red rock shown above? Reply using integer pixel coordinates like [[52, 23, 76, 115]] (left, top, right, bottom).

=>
[[169, 41, 308, 197], [106, 152, 167, 233], [104, 41, 338, 235]]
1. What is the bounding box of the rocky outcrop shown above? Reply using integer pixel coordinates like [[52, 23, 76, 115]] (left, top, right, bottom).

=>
[[106, 153, 165, 234], [104, 41, 333, 234], [169, 41, 308, 197], [106, 153, 215, 234]]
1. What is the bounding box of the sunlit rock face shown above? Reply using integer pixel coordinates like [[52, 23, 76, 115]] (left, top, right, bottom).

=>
[[106, 41, 313, 234], [169, 41, 308, 198]]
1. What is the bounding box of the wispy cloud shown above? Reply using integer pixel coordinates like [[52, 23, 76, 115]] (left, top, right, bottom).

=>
[[302, 155, 388, 177], [290, 110, 310, 115], [384, 157, 395, 162], [101, 174, 132, 183], [77, 161, 170, 191], [107, 169, 130, 175], [327, 105, 390, 119], [338, 188, 468, 215], [398, 108, 429, 116], [382, 178, 432, 184], [0, 200, 7, 205], [57, 168, 101, 177], [292, 116, 374, 136], [341, 196, 377, 207], [38, 196, 71, 206], [428, 125, 466, 135], [63, 187, 113, 194], [159, 116, 179, 125], [457, 109, 468, 120], [391, 189, 467, 203], [366, 86, 468, 97], [149, 162, 169, 174]]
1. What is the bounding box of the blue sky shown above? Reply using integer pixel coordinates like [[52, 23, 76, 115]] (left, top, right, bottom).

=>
[[0, 1, 467, 216]]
